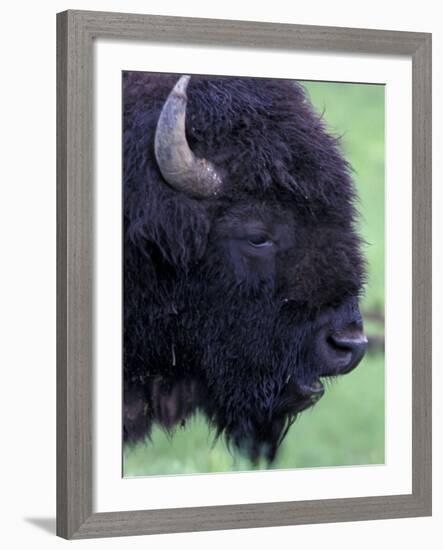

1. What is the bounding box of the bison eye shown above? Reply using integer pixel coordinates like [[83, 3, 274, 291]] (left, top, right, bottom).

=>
[[247, 236, 273, 248]]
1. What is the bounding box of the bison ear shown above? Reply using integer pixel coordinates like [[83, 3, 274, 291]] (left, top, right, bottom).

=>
[[157, 196, 210, 266], [128, 182, 210, 267]]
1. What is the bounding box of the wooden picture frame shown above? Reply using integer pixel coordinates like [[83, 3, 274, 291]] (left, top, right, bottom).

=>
[[56, 9, 432, 539]]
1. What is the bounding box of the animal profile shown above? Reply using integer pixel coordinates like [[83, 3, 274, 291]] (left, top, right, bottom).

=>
[[123, 72, 367, 462]]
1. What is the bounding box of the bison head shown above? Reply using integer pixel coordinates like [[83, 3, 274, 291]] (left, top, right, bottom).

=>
[[123, 73, 367, 462]]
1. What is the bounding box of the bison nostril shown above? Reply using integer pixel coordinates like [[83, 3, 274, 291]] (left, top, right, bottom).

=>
[[322, 329, 368, 376]]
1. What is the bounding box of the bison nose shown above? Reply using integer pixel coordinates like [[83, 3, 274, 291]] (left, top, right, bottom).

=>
[[321, 326, 368, 376]]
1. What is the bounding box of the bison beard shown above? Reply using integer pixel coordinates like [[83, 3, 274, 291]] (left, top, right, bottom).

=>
[[123, 72, 367, 463]]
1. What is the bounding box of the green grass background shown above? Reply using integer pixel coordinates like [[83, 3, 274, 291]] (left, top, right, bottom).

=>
[[123, 81, 385, 477]]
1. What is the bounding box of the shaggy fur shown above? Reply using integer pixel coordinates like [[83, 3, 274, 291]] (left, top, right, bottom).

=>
[[123, 72, 365, 462]]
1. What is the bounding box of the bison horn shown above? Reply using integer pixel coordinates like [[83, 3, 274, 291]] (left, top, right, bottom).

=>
[[154, 75, 223, 198]]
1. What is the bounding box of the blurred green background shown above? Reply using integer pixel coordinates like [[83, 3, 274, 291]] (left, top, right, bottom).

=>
[[123, 81, 385, 477]]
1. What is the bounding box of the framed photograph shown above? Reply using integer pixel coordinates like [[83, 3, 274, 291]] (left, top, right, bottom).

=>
[[57, 10, 432, 539]]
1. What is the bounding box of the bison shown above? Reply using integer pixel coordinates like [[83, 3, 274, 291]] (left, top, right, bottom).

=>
[[123, 72, 367, 463]]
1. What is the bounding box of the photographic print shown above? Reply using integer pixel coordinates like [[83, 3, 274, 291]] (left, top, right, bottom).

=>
[[122, 72, 385, 476], [56, 12, 431, 537]]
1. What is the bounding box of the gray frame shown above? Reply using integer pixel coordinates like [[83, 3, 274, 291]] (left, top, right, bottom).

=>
[[57, 9, 432, 539]]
